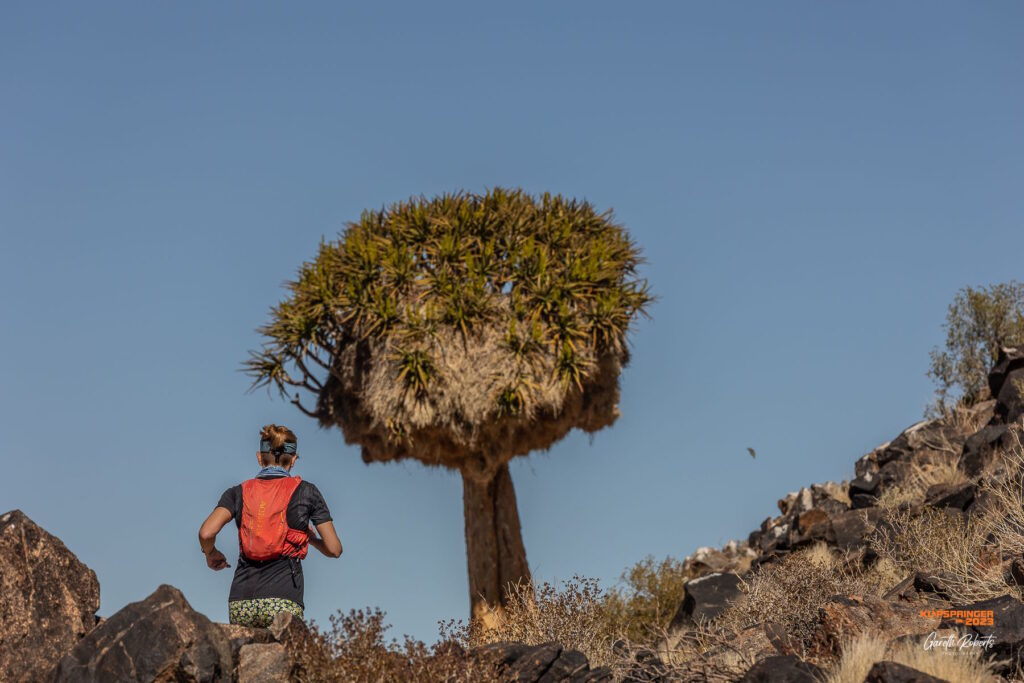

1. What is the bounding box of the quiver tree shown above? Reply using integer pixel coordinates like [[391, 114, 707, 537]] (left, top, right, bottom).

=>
[[245, 188, 651, 620]]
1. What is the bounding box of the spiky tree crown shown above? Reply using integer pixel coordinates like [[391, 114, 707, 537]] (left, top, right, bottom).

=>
[[246, 188, 651, 477]]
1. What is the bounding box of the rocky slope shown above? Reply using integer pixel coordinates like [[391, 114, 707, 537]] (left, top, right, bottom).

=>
[[623, 346, 1024, 682], [3, 346, 1023, 682]]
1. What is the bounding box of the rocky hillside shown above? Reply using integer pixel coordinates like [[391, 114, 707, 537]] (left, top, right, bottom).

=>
[[3, 346, 1024, 682], [611, 346, 1024, 682]]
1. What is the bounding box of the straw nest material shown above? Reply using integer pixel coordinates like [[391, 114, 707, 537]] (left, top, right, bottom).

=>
[[246, 188, 651, 480]]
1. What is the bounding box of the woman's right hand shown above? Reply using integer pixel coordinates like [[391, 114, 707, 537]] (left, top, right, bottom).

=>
[[205, 548, 230, 570]]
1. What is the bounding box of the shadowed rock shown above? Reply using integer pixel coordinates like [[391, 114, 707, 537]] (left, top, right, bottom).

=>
[[739, 655, 821, 682], [473, 641, 611, 682], [864, 660, 949, 683], [52, 584, 233, 682], [669, 572, 743, 629], [0, 509, 100, 683]]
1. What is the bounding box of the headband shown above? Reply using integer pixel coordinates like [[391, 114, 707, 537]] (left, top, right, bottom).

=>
[[260, 440, 297, 454]]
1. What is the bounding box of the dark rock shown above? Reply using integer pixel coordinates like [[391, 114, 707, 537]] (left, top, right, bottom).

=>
[[850, 493, 879, 509], [988, 346, 1024, 399], [924, 482, 975, 510], [0, 509, 100, 683], [912, 572, 956, 599], [997, 367, 1024, 422], [669, 572, 743, 629], [864, 660, 949, 683], [814, 595, 939, 655], [53, 584, 233, 682], [739, 655, 821, 682], [506, 642, 562, 680], [856, 452, 880, 479], [882, 575, 917, 602], [537, 648, 588, 682], [1010, 558, 1024, 587], [476, 641, 606, 682], [831, 508, 882, 551], [959, 424, 1008, 477], [238, 643, 290, 682], [850, 472, 881, 495], [795, 508, 832, 542], [878, 460, 911, 490]]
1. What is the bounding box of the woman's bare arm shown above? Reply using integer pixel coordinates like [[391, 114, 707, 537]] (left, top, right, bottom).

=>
[[198, 507, 233, 570], [308, 521, 342, 558]]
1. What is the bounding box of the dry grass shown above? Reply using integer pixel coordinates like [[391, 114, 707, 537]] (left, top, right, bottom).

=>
[[824, 632, 998, 683], [871, 506, 1005, 604], [979, 424, 1024, 556], [454, 575, 616, 670], [875, 458, 968, 511]]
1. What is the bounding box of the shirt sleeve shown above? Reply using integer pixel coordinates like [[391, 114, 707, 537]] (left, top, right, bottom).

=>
[[217, 485, 241, 520], [304, 482, 333, 526]]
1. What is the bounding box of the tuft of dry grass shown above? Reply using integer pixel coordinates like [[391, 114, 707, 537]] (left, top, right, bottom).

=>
[[871, 506, 1006, 604], [875, 458, 968, 511], [454, 575, 616, 670], [824, 632, 998, 683], [979, 423, 1024, 556]]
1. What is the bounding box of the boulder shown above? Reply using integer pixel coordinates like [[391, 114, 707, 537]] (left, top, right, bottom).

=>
[[997, 367, 1024, 423], [924, 482, 975, 510], [830, 508, 882, 551], [813, 595, 939, 655], [988, 346, 1024, 399], [864, 660, 949, 683], [850, 493, 879, 509], [669, 572, 743, 629], [52, 584, 233, 682], [1010, 558, 1024, 587], [739, 655, 821, 682], [794, 509, 832, 543], [849, 472, 880, 496], [217, 623, 273, 675], [0, 509, 100, 683], [881, 573, 955, 604], [473, 642, 611, 682], [959, 424, 1008, 477], [238, 643, 290, 682]]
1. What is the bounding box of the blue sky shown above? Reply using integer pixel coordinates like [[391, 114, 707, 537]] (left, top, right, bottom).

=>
[[2, 2, 1022, 641]]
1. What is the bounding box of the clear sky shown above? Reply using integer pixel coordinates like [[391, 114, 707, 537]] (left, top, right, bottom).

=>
[[2, 2, 1022, 642]]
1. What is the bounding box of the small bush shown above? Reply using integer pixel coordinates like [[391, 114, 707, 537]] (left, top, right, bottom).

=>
[[297, 607, 495, 683], [602, 555, 690, 643], [928, 280, 1024, 413], [741, 547, 861, 641]]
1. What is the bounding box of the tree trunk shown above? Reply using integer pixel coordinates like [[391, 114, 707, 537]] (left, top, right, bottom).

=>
[[461, 462, 531, 622]]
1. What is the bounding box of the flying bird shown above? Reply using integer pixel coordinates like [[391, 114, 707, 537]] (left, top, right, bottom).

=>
[[746, 447, 756, 459]]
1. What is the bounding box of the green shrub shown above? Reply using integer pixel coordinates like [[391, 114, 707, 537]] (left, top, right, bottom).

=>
[[929, 280, 1024, 413]]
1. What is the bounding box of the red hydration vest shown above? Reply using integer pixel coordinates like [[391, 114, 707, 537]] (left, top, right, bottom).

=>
[[239, 476, 310, 561]]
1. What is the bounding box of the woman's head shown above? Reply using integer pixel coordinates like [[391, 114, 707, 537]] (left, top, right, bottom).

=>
[[258, 424, 298, 468]]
